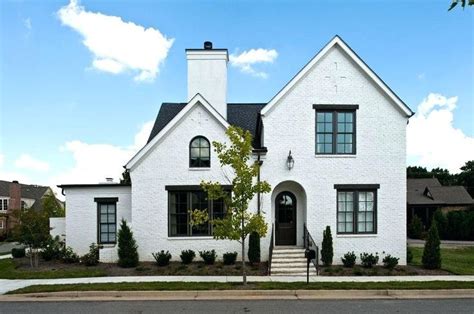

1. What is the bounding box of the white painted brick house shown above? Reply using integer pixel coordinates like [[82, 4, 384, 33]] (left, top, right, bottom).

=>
[[58, 36, 413, 268]]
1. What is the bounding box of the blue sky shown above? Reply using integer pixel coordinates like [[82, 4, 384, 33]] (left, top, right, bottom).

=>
[[0, 0, 473, 191]]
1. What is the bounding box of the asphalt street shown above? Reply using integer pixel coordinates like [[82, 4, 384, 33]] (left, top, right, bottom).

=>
[[0, 299, 474, 314]]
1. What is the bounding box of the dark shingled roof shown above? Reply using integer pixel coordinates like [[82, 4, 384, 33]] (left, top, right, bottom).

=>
[[407, 178, 474, 206], [147, 103, 267, 146], [0, 180, 51, 210]]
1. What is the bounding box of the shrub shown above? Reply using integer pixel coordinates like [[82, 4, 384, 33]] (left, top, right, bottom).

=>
[[382, 254, 399, 270], [320, 226, 333, 266], [407, 246, 413, 264], [360, 252, 379, 268], [341, 251, 356, 268], [180, 250, 195, 264], [446, 210, 474, 240], [117, 219, 139, 268], [11, 247, 25, 258], [152, 250, 172, 266], [199, 249, 217, 265], [61, 246, 80, 263], [248, 232, 261, 264], [81, 243, 99, 266], [41, 236, 64, 261], [407, 215, 423, 239], [422, 222, 441, 269], [223, 252, 238, 265], [433, 209, 448, 239]]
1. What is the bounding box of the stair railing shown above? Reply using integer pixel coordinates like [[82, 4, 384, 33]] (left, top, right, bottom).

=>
[[303, 223, 319, 275], [268, 223, 274, 275]]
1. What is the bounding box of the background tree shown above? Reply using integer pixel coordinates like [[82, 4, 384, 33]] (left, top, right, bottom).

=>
[[12, 209, 49, 267], [422, 222, 441, 269], [117, 219, 139, 268], [191, 126, 271, 285], [430, 167, 454, 186], [448, 0, 474, 10], [42, 193, 65, 217], [407, 166, 431, 179], [457, 160, 474, 197], [321, 226, 334, 266], [120, 169, 131, 184]]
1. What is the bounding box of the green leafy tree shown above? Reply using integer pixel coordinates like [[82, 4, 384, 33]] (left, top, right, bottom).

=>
[[448, 0, 474, 10], [457, 160, 474, 197], [431, 167, 454, 186], [191, 126, 271, 285], [42, 193, 65, 217], [117, 219, 139, 268], [422, 222, 441, 269], [12, 209, 49, 267], [407, 166, 431, 178], [321, 226, 334, 266], [120, 169, 131, 184]]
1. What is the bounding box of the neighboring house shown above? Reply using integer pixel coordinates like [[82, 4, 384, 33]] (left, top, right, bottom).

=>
[[0, 180, 61, 236], [407, 178, 474, 228], [58, 36, 413, 267]]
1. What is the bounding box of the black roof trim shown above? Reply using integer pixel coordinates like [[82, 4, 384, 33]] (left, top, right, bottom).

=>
[[185, 48, 228, 52], [165, 185, 232, 191], [334, 184, 380, 190], [94, 197, 119, 203], [313, 104, 359, 110], [58, 184, 131, 188]]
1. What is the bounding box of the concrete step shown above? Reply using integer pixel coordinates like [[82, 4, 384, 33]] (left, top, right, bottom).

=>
[[271, 261, 308, 267], [272, 251, 305, 257]]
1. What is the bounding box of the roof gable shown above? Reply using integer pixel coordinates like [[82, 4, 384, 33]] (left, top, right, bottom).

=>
[[260, 35, 414, 118], [126, 94, 230, 170]]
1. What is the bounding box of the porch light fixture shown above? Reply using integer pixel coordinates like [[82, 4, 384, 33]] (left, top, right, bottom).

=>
[[287, 150, 294, 170]]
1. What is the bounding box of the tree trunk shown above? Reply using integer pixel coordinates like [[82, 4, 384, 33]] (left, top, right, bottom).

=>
[[241, 216, 246, 285], [29, 245, 33, 268]]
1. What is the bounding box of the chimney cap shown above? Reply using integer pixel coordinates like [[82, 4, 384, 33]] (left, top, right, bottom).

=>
[[12, 180, 19, 184], [204, 41, 213, 50]]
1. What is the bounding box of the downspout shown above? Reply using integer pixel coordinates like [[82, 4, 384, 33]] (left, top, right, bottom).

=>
[[257, 154, 262, 215]]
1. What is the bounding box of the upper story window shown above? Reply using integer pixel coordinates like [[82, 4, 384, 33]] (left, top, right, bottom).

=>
[[0, 199, 8, 211], [189, 136, 210, 168], [314, 105, 358, 155]]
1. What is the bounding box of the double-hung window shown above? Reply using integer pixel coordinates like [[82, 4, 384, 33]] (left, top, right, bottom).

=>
[[314, 105, 358, 155], [335, 184, 379, 234], [167, 186, 229, 237], [95, 198, 117, 244], [0, 199, 8, 211]]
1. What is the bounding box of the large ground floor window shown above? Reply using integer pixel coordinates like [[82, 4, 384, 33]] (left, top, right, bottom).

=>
[[168, 187, 227, 237]]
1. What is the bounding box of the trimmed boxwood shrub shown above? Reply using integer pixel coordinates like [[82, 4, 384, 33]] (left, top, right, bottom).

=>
[[11, 247, 26, 258], [180, 250, 195, 264], [223, 252, 238, 265], [360, 252, 379, 268], [341, 251, 356, 268], [199, 249, 216, 265], [152, 250, 172, 266], [382, 254, 399, 270]]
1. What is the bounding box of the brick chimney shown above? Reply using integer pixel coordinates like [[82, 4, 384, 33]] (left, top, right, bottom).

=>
[[9, 180, 21, 211]]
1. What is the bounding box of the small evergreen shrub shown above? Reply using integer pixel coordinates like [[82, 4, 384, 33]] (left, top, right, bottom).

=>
[[422, 222, 441, 269], [180, 250, 196, 264], [433, 209, 448, 239], [320, 226, 333, 266], [382, 255, 399, 270], [360, 252, 379, 268], [11, 247, 26, 258], [199, 249, 217, 265], [223, 252, 238, 265], [248, 232, 261, 264], [152, 250, 172, 266], [407, 246, 413, 264], [41, 236, 64, 261], [61, 246, 80, 263], [407, 215, 423, 239], [81, 243, 100, 266], [117, 219, 139, 268], [341, 251, 356, 268]]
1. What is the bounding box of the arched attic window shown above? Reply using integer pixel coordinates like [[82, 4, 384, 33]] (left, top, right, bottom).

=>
[[189, 136, 210, 168]]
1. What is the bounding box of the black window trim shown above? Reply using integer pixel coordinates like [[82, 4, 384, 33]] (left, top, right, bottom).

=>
[[314, 104, 358, 155], [95, 197, 118, 245], [189, 135, 211, 168], [167, 187, 230, 238], [334, 185, 379, 235]]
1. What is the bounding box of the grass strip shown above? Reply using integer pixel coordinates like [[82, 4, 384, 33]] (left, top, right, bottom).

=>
[[8, 281, 474, 294], [410, 247, 474, 275]]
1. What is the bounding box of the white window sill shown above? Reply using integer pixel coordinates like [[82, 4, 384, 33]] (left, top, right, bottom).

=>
[[167, 236, 215, 240], [336, 234, 377, 238], [189, 168, 211, 171], [315, 155, 356, 158]]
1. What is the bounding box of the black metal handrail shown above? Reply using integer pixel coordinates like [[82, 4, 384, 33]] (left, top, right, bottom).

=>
[[268, 223, 274, 275], [303, 223, 319, 275]]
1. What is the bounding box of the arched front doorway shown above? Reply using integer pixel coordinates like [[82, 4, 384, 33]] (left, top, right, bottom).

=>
[[275, 191, 297, 245]]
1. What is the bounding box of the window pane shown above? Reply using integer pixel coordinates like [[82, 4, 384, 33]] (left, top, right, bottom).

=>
[[358, 212, 366, 222], [337, 113, 345, 122], [366, 202, 374, 211], [359, 202, 366, 211], [367, 192, 374, 202], [346, 223, 353, 233], [346, 113, 353, 122], [325, 134, 332, 143], [337, 134, 344, 143], [346, 212, 353, 222], [325, 122, 332, 132], [345, 134, 352, 143], [317, 144, 324, 153], [317, 123, 325, 132], [346, 201, 354, 212], [100, 234, 108, 242], [325, 112, 332, 121], [345, 144, 352, 153], [100, 214, 107, 223], [100, 204, 107, 214], [337, 144, 344, 153], [324, 144, 332, 153], [367, 213, 373, 222], [338, 212, 345, 222], [191, 148, 200, 158], [317, 134, 325, 143], [359, 192, 367, 202], [358, 223, 366, 232], [317, 112, 325, 122], [338, 223, 345, 233], [346, 123, 353, 132], [108, 224, 116, 232], [366, 222, 374, 232], [200, 147, 209, 157]]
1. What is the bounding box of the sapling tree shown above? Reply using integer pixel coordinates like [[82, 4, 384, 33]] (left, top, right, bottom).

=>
[[191, 126, 271, 285]]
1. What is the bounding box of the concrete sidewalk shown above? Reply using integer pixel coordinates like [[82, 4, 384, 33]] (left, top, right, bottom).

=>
[[1, 275, 474, 295]]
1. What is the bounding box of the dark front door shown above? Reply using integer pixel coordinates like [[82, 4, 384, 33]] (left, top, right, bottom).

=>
[[275, 191, 297, 245]]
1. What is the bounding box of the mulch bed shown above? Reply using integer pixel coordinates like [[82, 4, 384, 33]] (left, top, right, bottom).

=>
[[319, 265, 451, 276]]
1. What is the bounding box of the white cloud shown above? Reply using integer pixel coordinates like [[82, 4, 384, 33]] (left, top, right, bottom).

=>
[[15, 154, 50, 172], [407, 93, 474, 173], [23, 18, 32, 30], [417, 73, 426, 80], [57, 0, 174, 82], [229, 48, 278, 79]]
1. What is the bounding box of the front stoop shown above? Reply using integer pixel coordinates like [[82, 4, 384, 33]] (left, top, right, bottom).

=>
[[271, 247, 317, 276]]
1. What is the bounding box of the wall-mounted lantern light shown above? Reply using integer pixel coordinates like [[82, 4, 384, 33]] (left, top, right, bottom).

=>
[[287, 150, 294, 170]]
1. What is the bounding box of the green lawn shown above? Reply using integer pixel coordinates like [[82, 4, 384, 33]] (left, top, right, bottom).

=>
[[410, 247, 474, 275], [9, 281, 474, 294], [0, 259, 106, 279]]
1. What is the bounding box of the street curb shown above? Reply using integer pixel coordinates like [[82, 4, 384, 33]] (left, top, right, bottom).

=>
[[0, 289, 473, 301]]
